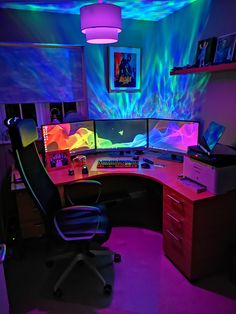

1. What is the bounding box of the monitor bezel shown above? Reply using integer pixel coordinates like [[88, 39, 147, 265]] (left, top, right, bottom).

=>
[[41, 119, 96, 156], [94, 118, 148, 152], [147, 118, 200, 156]]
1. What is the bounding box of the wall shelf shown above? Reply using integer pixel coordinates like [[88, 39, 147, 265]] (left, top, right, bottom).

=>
[[170, 62, 236, 75]]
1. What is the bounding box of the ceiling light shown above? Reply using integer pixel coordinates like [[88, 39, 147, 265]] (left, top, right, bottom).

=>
[[80, 2, 122, 44]]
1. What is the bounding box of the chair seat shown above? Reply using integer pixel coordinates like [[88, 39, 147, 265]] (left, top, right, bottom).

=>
[[54, 206, 112, 243]]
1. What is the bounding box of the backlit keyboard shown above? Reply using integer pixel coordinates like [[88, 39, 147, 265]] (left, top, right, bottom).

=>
[[97, 159, 139, 168]]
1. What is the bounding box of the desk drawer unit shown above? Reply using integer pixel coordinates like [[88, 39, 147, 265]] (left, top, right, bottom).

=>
[[15, 190, 45, 239], [163, 186, 193, 279], [163, 186, 236, 280]]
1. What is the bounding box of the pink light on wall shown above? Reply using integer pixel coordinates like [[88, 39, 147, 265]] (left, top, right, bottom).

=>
[[80, 3, 122, 44]]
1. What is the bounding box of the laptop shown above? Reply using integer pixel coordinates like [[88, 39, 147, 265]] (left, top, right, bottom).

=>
[[199, 121, 225, 155]]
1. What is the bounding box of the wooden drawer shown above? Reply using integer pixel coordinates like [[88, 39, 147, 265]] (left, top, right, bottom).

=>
[[21, 222, 45, 239], [163, 186, 194, 278], [14, 189, 45, 239], [19, 206, 43, 224], [163, 207, 192, 241], [15, 190, 44, 224], [163, 227, 192, 278], [163, 186, 193, 221]]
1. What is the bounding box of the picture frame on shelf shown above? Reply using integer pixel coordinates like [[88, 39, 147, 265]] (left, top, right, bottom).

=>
[[46, 149, 71, 171], [108, 47, 141, 92], [195, 37, 217, 67], [213, 33, 236, 64]]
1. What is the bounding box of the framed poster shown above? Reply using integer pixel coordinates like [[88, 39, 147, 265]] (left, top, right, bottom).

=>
[[109, 47, 141, 92], [46, 149, 71, 171], [195, 37, 217, 67], [213, 33, 236, 64]]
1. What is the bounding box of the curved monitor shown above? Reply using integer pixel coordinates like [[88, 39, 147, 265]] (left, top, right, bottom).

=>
[[95, 119, 148, 151], [148, 118, 199, 155], [42, 120, 95, 156]]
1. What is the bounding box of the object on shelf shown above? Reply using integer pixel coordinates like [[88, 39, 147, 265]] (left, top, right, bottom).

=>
[[195, 37, 217, 67], [214, 33, 236, 64]]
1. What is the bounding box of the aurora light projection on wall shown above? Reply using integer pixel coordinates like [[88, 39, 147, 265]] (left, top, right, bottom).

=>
[[0, 0, 212, 122], [0, 1, 198, 22], [87, 0, 212, 121]]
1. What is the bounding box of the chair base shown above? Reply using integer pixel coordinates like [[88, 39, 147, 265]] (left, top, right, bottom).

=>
[[46, 248, 121, 296]]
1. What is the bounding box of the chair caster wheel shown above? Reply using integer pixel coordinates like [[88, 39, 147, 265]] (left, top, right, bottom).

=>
[[104, 284, 112, 295], [45, 260, 54, 268], [53, 288, 62, 298], [114, 253, 121, 263]]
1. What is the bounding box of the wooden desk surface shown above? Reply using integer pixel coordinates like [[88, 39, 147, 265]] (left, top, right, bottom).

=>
[[11, 152, 236, 280], [47, 153, 214, 202]]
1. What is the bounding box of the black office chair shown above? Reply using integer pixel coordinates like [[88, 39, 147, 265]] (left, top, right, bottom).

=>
[[6, 117, 120, 297]]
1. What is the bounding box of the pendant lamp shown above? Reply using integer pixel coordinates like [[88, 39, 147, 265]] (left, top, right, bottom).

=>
[[80, 1, 122, 44]]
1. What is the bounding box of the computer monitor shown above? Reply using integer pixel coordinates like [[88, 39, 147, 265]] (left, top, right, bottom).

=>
[[42, 120, 96, 156], [95, 119, 148, 152], [148, 118, 199, 157], [199, 121, 225, 155]]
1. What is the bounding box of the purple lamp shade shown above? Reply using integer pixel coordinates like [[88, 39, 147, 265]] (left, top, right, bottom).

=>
[[80, 3, 122, 44]]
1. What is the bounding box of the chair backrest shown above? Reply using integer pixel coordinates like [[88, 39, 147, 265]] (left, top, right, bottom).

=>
[[7, 118, 62, 231]]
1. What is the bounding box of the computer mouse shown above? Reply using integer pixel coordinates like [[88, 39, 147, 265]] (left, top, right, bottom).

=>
[[141, 162, 151, 169]]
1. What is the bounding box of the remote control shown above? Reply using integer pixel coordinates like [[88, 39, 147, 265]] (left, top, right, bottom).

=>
[[143, 158, 154, 164]]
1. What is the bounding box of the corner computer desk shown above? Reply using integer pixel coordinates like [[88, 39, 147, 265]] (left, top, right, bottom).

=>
[[11, 152, 236, 281]]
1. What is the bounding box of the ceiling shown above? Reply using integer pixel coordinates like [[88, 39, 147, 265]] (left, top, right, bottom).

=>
[[0, 0, 197, 22]]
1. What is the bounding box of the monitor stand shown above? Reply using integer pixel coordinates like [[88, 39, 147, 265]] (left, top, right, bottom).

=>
[[134, 149, 144, 155], [156, 152, 183, 163], [105, 150, 133, 157]]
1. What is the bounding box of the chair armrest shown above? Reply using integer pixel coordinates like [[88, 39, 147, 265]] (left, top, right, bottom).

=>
[[54, 205, 102, 241], [64, 180, 102, 206]]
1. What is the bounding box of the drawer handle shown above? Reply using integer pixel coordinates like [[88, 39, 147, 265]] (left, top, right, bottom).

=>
[[167, 213, 182, 224], [34, 223, 43, 227], [166, 229, 182, 242], [167, 194, 182, 205]]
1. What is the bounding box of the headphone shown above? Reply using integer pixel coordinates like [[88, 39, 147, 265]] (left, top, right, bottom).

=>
[[4, 117, 21, 127], [50, 107, 60, 117]]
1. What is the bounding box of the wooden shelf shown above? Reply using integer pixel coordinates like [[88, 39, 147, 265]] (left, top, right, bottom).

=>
[[170, 62, 236, 75]]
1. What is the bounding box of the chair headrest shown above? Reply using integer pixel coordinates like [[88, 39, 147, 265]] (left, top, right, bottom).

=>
[[6, 118, 38, 149]]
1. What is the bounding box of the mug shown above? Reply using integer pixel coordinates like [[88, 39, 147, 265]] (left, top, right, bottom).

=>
[[73, 155, 86, 167]]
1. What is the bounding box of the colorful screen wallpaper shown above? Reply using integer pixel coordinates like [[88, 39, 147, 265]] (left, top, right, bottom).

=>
[[95, 119, 147, 150], [42, 121, 95, 154], [148, 119, 199, 154], [200, 121, 225, 153]]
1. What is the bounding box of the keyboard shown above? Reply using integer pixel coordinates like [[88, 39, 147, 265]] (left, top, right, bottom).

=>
[[97, 159, 139, 168]]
